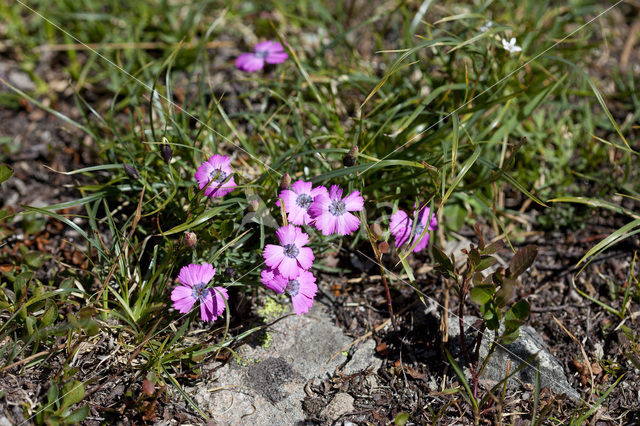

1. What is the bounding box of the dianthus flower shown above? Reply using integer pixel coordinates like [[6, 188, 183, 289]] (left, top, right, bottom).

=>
[[195, 155, 236, 198], [260, 267, 318, 315], [389, 205, 437, 252], [235, 41, 288, 72], [171, 263, 228, 322], [309, 185, 363, 236], [263, 225, 314, 278], [277, 180, 327, 226]]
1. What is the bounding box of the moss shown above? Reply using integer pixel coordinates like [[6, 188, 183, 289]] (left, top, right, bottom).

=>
[[257, 296, 287, 322]]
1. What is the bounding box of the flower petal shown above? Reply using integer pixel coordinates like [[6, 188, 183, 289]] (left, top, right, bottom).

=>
[[171, 286, 195, 313], [336, 212, 360, 235], [279, 256, 302, 279], [343, 190, 364, 211], [263, 244, 284, 269], [235, 53, 265, 72], [390, 209, 412, 248], [296, 246, 315, 270], [265, 51, 288, 64]]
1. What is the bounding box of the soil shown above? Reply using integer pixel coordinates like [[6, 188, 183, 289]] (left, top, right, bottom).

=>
[[1, 3, 639, 425]]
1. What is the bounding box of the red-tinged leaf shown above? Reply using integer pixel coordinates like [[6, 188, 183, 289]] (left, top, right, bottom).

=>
[[508, 245, 538, 278]]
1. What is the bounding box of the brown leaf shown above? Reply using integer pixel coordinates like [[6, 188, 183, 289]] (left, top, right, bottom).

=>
[[142, 379, 155, 396]]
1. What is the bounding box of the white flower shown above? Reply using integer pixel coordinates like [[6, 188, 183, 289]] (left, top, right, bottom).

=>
[[479, 21, 493, 33], [501, 37, 522, 54]]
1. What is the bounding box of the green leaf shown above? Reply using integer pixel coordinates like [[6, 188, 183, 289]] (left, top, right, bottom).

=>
[[475, 255, 497, 272], [444, 348, 478, 412], [470, 285, 494, 306], [394, 412, 410, 425], [510, 300, 530, 321], [508, 245, 537, 278], [432, 245, 454, 276], [0, 164, 13, 184], [60, 381, 84, 412], [63, 405, 89, 423], [47, 382, 59, 406]]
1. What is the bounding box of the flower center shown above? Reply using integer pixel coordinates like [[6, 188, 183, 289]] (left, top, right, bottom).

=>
[[209, 168, 228, 183], [254, 49, 269, 59], [283, 244, 299, 258], [295, 193, 313, 210], [191, 282, 208, 301], [414, 223, 425, 238], [328, 200, 346, 216], [286, 279, 300, 296]]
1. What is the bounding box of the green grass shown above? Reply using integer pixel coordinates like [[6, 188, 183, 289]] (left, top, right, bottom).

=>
[[0, 0, 638, 423]]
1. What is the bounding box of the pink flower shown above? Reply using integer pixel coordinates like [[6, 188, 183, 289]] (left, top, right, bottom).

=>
[[171, 263, 229, 322], [263, 225, 314, 278], [260, 267, 318, 315], [309, 185, 363, 236], [235, 41, 288, 72], [389, 205, 437, 252], [277, 180, 327, 226], [195, 155, 237, 198]]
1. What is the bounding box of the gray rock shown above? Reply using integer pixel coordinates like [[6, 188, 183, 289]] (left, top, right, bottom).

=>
[[320, 393, 355, 421], [447, 316, 580, 400], [342, 339, 382, 376], [8, 70, 35, 92], [189, 304, 352, 425]]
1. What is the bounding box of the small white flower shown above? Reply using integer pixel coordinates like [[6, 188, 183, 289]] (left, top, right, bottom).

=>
[[501, 37, 522, 54], [479, 21, 493, 33]]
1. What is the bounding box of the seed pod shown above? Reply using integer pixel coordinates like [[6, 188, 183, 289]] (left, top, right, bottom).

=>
[[280, 173, 291, 190], [184, 231, 197, 247], [123, 164, 139, 180], [343, 145, 358, 167], [378, 241, 390, 254], [161, 143, 173, 163]]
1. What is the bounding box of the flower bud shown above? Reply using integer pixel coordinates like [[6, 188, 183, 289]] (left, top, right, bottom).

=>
[[123, 164, 139, 180], [161, 143, 173, 163], [225, 267, 236, 278], [184, 231, 197, 247], [378, 241, 390, 254], [280, 173, 291, 190], [369, 223, 383, 240], [343, 145, 358, 167]]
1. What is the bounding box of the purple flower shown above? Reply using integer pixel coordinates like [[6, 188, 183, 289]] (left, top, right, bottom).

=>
[[277, 180, 327, 226], [263, 225, 314, 278], [309, 185, 363, 236], [235, 41, 288, 72], [389, 205, 437, 252], [260, 267, 318, 315], [195, 154, 237, 198], [171, 263, 229, 322]]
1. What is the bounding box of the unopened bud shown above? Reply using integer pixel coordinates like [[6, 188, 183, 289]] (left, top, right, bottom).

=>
[[225, 267, 236, 278], [370, 223, 383, 240], [184, 231, 197, 247], [280, 173, 291, 190], [161, 144, 173, 163], [248, 199, 260, 212], [378, 241, 390, 254], [123, 164, 139, 180], [343, 145, 358, 167]]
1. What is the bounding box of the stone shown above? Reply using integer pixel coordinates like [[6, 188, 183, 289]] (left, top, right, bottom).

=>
[[189, 304, 352, 425], [447, 316, 580, 400], [342, 339, 382, 376], [320, 393, 355, 421]]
